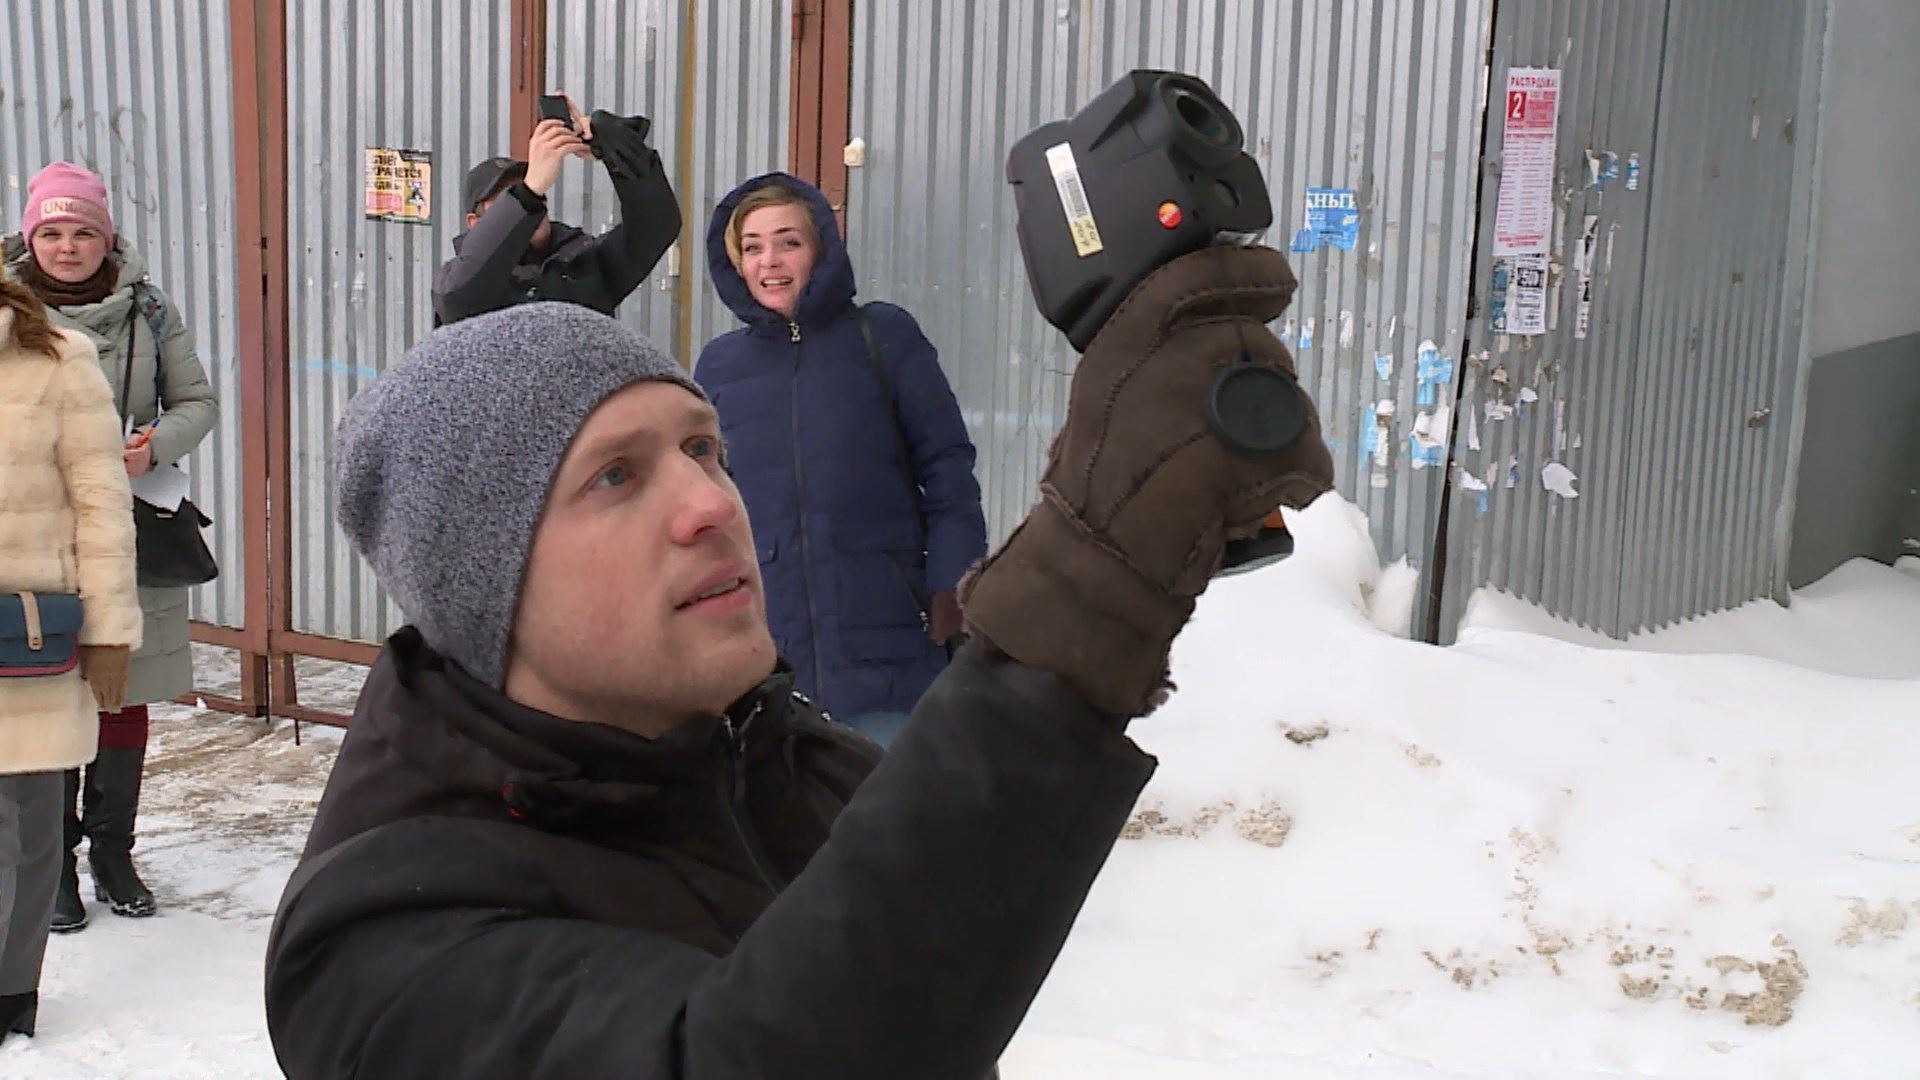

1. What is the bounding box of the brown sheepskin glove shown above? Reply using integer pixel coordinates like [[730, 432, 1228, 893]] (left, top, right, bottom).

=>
[[960, 245, 1334, 717], [80, 645, 133, 713]]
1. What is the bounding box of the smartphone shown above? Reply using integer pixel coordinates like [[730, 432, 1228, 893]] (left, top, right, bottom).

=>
[[537, 93, 573, 127]]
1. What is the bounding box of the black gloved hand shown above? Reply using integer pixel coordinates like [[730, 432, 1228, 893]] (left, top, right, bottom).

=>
[[588, 111, 660, 180]]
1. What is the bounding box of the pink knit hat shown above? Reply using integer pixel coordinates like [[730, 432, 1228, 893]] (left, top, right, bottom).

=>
[[21, 161, 114, 242]]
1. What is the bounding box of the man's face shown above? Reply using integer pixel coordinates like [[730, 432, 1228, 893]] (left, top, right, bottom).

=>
[[504, 382, 776, 733]]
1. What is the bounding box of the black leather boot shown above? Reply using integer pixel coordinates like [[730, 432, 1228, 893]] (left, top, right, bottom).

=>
[[0, 991, 37, 1039], [52, 770, 88, 932], [51, 853, 88, 933], [85, 746, 156, 918]]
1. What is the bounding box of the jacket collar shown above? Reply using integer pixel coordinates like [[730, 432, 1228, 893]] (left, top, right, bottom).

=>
[[375, 627, 802, 841]]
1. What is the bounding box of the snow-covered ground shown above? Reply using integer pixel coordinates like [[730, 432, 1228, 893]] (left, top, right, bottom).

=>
[[1005, 507, 1920, 1079], [10, 501, 1916, 1078], [18, 712, 337, 1078]]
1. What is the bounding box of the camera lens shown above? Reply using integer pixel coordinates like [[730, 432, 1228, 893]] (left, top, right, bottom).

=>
[[1164, 80, 1240, 152]]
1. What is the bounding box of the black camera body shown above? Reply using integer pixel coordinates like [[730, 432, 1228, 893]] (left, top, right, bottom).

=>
[[1006, 70, 1273, 352], [1008, 70, 1303, 573]]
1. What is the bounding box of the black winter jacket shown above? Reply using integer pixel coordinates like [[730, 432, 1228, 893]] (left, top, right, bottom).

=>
[[264, 629, 1155, 1078], [431, 147, 679, 326]]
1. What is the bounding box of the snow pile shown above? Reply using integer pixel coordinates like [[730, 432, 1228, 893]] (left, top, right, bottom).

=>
[[1004, 498, 1920, 1078], [1465, 554, 1920, 680]]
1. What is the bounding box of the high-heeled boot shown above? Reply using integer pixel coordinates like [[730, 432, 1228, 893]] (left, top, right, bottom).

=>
[[85, 746, 156, 918]]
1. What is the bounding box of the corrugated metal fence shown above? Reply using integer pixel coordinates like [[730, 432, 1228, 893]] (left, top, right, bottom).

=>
[[4, 0, 1825, 653], [0, 0, 247, 629], [1440, 0, 1824, 638], [847, 0, 1495, 551], [283, 0, 516, 642]]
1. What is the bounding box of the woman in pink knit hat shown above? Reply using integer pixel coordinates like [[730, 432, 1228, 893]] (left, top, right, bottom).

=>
[[4, 161, 219, 931]]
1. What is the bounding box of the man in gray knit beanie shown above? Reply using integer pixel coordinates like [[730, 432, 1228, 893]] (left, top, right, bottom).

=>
[[270, 271, 1333, 1076], [333, 300, 775, 724]]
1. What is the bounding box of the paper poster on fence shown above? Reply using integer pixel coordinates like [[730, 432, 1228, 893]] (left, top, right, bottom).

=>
[[1493, 67, 1560, 256], [364, 148, 433, 225], [1574, 214, 1599, 339], [1508, 254, 1548, 336], [1304, 188, 1360, 251]]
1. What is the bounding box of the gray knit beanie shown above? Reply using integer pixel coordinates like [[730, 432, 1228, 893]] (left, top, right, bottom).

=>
[[335, 302, 705, 687]]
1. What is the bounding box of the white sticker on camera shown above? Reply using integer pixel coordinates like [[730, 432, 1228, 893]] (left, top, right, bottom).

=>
[[1044, 142, 1104, 258]]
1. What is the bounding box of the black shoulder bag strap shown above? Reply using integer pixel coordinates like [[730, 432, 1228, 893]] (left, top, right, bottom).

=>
[[855, 305, 923, 525], [857, 305, 967, 657], [133, 282, 168, 415], [115, 284, 170, 441], [116, 306, 139, 436]]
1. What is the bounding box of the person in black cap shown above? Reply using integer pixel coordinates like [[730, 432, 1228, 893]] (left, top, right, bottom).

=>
[[432, 100, 680, 327]]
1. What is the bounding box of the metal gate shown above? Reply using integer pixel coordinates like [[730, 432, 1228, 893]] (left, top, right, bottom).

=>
[[1438, 0, 1825, 638], [284, 0, 517, 645], [278, 0, 796, 649]]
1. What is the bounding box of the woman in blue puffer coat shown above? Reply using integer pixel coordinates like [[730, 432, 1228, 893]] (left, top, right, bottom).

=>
[[696, 174, 985, 746]]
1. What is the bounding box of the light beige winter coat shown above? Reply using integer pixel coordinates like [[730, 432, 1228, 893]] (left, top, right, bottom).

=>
[[4, 235, 217, 706], [0, 309, 143, 773]]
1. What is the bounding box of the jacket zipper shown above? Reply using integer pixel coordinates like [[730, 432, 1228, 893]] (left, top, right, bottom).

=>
[[787, 321, 828, 700], [720, 708, 785, 897]]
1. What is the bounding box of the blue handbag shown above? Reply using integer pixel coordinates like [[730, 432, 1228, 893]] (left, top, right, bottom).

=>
[[0, 592, 84, 677]]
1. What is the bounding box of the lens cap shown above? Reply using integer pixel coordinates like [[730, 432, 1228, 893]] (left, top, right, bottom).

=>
[[1207, 360, 1306, 459]]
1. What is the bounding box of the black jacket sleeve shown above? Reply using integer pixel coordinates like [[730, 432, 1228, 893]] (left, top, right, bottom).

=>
[[431, 185, 547, 325], [583, 138, 681, 308], [265, 645, 1156, 1079]]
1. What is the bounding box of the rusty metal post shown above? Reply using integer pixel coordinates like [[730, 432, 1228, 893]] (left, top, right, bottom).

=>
[[244, 0, 297, 721], [816, 0, 853, 226], [222, 0, 288, 718], [788, 0, 854, 229], [672, 0, 700, 364], [788, 2, 823, 183], [509, 0, 550, 157]]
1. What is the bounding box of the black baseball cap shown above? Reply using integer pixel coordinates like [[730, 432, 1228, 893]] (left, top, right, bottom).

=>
[[462, 156, 529, 214]]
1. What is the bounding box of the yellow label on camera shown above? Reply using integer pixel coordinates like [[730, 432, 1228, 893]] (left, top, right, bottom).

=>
[[1045, 143, 1104, 258]]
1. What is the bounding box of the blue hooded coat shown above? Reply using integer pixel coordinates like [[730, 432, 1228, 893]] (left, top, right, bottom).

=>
[[695, 174, 987, 720]]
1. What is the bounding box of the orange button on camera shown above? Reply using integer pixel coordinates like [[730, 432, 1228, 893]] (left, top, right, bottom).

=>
[[1157, 201, 1183, 229]]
